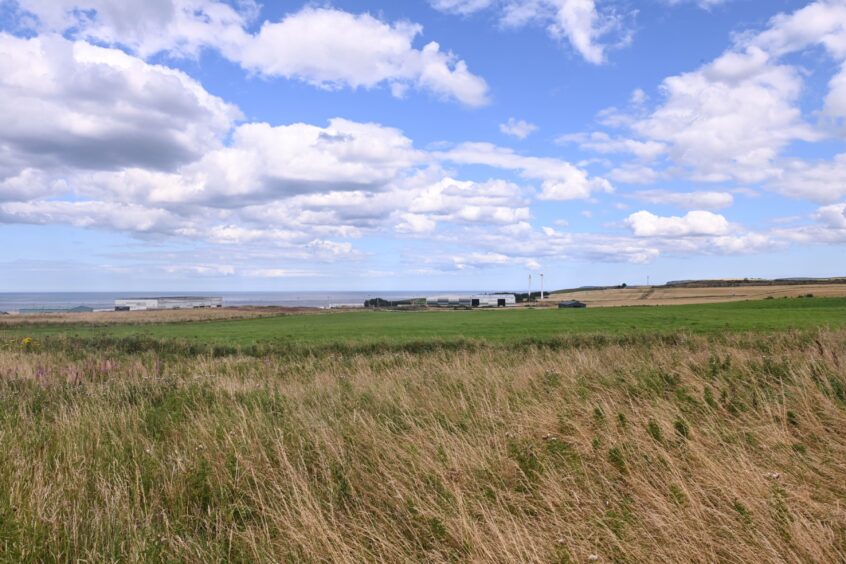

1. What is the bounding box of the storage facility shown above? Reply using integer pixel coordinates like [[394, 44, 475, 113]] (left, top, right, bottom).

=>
[[426, 294, 516, 308], [114, 296, 223, 311]]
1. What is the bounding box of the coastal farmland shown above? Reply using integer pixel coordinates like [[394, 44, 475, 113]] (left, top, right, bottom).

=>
[[3, 297, 846, 348]]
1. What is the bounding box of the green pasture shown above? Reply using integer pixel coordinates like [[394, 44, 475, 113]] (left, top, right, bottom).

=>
[[4, 297, 846, 347]]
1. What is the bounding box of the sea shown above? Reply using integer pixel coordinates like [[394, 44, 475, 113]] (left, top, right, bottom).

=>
[[0, 291, 473, 313]]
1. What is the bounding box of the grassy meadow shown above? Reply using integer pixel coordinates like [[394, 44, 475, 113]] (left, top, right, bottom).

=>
[[0, 299, 845, 562]]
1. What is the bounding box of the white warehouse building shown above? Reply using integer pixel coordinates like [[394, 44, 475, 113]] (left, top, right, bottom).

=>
[[426, 294, 516, 308], [115, 296, 223, 311]]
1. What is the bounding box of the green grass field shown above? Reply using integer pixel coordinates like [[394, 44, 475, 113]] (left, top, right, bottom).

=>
[[4, 297, 846, 346]]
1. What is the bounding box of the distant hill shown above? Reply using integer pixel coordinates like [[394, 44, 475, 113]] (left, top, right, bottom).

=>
[[664, 277, 846, 288]]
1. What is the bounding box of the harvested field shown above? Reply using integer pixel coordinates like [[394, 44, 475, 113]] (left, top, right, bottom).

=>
[[544, 283, 846, 308], [0, 306, 313, 326]]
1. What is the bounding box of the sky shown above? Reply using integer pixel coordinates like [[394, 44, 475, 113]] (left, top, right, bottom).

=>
[[1, 0, 846, 292]]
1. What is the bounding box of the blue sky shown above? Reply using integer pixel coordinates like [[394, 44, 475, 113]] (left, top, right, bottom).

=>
[[1, 0, 845, 292]]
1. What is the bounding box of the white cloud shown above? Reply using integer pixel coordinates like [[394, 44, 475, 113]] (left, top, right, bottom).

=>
[[663, 0, 732, 9], [163, 263, 236, 277], [502, 0, 629, 65], [817, 203, 846, 229], [449, 252, 532, 270], [441, 142, 612, 200], [429, 0, 495, 15], [773, 203, 846, 245], [576, 2, 846, 194], [242, 268, 321, 279], [13, 2, 489, 107], [0, 33, 240, 175], [0, 200, 184, 234], [78, 119, 424, 207], [431, 0, 631, 65], [632, 46, 816, 183], [408, 177, 528, 224], [0, 169, 64, 202], [239, 8, 489, 107], [396, 213, 438, 234], [629, 190, 734, 210], [500, 118, 538, 139], [771, 153, 846, 203], [625, 210, 731, 237], [12, 0, 255, 58], [629, 88, 647, 105], [607, 165, 661, 185], [558, 131, 665, 160]]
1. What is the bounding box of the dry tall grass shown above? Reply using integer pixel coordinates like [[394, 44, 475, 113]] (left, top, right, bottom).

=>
[[0, 331, 844, 562]]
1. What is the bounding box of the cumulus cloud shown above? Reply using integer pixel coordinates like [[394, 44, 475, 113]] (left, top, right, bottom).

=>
[[12, 2, 489, 106], [238, 8, 489, 107], [441, 142, 612, 200], [569, 1, 846, 197], [76, 119, 424, 207], [0, 169, 64, 202], [625, 210, 731, 237], [408, 178, 529, 224], [500, 118, 538, 139], [0, 33, 240, 175], [631, 47, 816, 183]]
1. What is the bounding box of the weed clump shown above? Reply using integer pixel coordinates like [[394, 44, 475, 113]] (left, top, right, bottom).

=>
[[646, 420, 663, 442], [674, 419, 690, 439]]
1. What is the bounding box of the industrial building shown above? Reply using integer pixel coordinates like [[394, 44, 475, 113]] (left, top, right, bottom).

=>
[[426, 294, 516, 308], [114, 296, 223, 311]]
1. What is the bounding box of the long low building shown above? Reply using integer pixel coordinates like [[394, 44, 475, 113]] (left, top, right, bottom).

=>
[[115, 296, 223, 311], [426, 294, 516, 308]]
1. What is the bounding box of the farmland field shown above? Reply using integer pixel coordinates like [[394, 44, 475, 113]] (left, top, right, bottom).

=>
[[3, 297, 846, 348], [544, 282, 846, 307], [1, 298, 845, 562]]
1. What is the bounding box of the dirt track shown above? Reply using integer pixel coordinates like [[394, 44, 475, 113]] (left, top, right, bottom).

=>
[[543, 283, 846, 307]]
